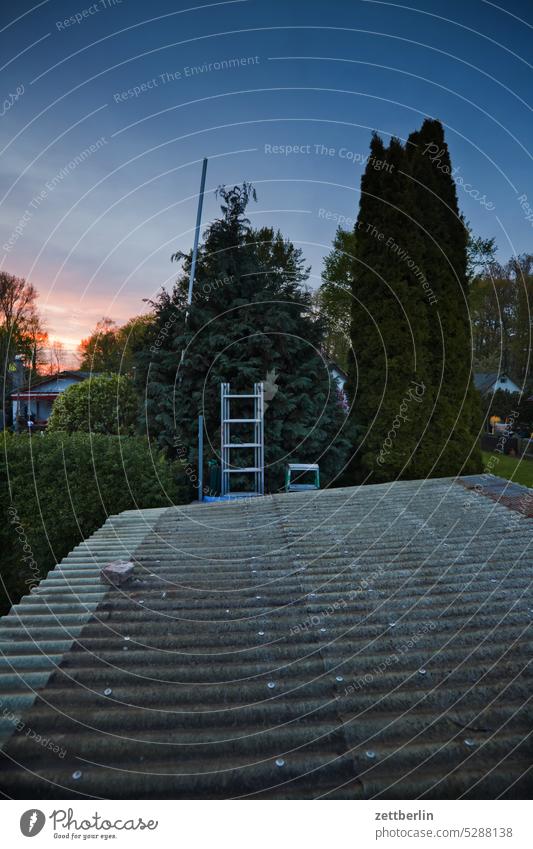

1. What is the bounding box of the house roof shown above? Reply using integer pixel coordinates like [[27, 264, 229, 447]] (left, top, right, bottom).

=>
[[473, 372, 518, 395], [10, 371, 93, 398], [0, 476, 531, 799]]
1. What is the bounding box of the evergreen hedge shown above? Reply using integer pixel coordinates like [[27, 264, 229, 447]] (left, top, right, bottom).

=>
[[0, 432, 189, 615], [48, 373, 138, 435]]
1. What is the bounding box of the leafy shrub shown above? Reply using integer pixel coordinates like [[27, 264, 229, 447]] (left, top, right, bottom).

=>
[[0, 432, 190, 615], [47, 373, 138, 435]]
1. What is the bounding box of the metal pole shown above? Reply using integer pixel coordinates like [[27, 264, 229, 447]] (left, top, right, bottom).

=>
[[187, 157, 208, 307], [180, 158, 208, 376], [198, 414, 204, 502]]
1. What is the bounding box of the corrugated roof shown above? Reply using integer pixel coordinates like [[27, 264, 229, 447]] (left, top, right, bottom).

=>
[[0, 476, 531, 799]]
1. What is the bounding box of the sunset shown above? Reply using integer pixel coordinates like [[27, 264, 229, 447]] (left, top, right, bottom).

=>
[[2, 0, 532, 361]]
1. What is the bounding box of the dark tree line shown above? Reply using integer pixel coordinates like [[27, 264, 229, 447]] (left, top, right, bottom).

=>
[[0, 272, 47, 428], [470, 254, 532, 386]]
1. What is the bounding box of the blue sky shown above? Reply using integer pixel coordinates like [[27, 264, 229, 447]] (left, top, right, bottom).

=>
[[0, 0, 531, 354]]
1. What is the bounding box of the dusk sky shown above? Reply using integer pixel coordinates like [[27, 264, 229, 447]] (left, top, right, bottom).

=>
[[1, 0, 531, 359]]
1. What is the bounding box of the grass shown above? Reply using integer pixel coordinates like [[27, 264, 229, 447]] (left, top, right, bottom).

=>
[[481, 451, 533, 488]]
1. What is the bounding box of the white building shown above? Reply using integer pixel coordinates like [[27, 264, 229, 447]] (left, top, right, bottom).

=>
[[10, 371, 92, 430], [474, 372, 521, 396]]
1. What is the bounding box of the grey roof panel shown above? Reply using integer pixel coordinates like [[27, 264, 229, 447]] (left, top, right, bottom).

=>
[[0, 479, 531, 799]]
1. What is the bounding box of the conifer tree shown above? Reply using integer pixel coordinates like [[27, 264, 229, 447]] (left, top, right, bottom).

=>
[[346, 134, 434, 482], [137, 184, 350, 495], [344, 121, 482, 483], [317, 228, 358, 372], [406, 119, 482, 475]]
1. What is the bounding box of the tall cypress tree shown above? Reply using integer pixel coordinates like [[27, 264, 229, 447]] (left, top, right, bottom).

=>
[[406, 119, 482, 475], [346, 134, 434, 483], [137, 184, 350, 495], [345, 121, 481, 483]]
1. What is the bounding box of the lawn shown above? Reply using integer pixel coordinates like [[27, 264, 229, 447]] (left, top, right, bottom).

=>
[[481, 451, 533, 488]]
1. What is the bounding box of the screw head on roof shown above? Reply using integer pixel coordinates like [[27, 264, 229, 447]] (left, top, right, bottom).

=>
[[139, 600, 144, 605], [464, 738, 476, 748], [258, 631, 265, 636], [336, 675, 344, 682], [389, 622, 396, 628], [275, 758, 285, 767], [418, 668, 427, 676], [365, 750, 376, 760], [320, 627, 327, 633], [267, 681, 276, 689], [256, 595, 261, 600], [72, 770, 82, 780], [104, 688, 113, 696], [124, 636, 130, 641]]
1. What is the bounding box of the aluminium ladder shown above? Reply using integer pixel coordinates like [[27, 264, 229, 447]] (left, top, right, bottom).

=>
[[220, 382, 264, 497]]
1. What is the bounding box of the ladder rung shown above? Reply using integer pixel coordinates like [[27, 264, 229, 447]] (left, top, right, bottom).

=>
[[225, 394, 261, 398], [223, 443, 260, 448], [225, 418, 261, 423], [223, 467, 261, 473]]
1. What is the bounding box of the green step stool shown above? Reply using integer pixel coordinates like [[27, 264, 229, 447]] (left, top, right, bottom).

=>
[[285, 463, 320, 492]]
